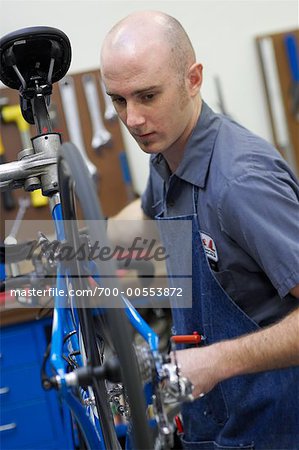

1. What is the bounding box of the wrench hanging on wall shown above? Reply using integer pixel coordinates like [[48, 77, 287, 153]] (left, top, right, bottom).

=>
[[214, 75, 232, 118], [4, 196, 30, 279], [82, 74, 112, 150], [59, 76, 98, 178], [4, 197, 30, 245], [99, 77, 118, 121]]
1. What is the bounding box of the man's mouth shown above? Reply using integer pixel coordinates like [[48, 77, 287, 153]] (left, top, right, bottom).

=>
[[135, 132, 155, 138]]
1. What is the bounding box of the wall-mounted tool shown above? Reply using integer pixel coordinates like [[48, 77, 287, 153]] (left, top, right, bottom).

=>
[[1, 104, 31, 148], [100, 77, 117, 121], [59, 75, 98, 178], [48, 102, 61, 132], [0, 132, 16, 210], [214, 75, 231, 117], [284, 34, 299, 121], [119, 151, 135, 202], [4, 196, 30, 245], [82, 73, 112, 150], [0, 104, 48, 207], [4, 196, 30, 279]]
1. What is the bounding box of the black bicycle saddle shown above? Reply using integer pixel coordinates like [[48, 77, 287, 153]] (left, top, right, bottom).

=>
[[0, 26, 71, 91]]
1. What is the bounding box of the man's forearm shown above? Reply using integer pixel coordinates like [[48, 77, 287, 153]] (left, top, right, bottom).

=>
[[176, 307, 299, 397], [215, 307, 299, 381], [107, 198, 148, 247]]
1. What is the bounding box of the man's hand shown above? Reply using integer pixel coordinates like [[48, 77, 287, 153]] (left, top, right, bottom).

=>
[[172, 346, 222, 398], [172, 307, 299, 399]]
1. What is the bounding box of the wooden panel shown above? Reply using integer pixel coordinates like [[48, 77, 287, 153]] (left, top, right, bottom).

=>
[[272, 30, 299, 169], [0, 69, 134, 239], [256, 29, 299, 175]]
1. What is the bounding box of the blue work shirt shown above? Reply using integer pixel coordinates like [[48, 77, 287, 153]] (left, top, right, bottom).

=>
[[142, 101, 299, 325]]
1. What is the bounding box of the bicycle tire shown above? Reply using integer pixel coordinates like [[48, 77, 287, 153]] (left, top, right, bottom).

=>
[[57, 142, 153, 450], [57, 153, 120, 450]]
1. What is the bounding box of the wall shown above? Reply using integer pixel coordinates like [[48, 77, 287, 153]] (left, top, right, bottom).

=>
[[0, 0, 298, 194]]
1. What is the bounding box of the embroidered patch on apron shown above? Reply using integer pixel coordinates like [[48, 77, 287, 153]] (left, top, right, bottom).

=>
[[200, 231, 219, 263]]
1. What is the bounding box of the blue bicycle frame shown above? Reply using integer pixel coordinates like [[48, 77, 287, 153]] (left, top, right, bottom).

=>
[[50, 201, 160, 450]]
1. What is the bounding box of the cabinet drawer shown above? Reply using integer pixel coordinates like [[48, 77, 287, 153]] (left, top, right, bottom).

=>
[[0, 400, 65, 449], [0, 327, 39, 369], [0, 364, 44, 407]]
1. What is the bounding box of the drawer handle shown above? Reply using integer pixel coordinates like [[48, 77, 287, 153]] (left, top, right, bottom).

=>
[[0, 387, 10, 395], [0, 423, 17, 432]]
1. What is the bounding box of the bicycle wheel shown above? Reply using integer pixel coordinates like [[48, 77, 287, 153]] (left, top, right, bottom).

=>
[[57, 142, 153, 450]]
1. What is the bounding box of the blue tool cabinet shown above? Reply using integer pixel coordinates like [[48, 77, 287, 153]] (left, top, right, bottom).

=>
[[0, 316, 72, 449]]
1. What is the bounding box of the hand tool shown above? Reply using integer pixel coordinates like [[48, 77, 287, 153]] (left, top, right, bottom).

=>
[[82, 73, 112, 149], [58, 75, 98, 178], [1, 104, 31, 148], [171, 332, 203, 346], [0, 104, 48, 207], [100, 77, 118, 121], [174, 415, 184, 435], [119, 151, 135, 202], [284, 33, 299, 121], [4, 196, 30, 278], [48, 102, 61, 132], [4, 196, 30, 245], [0, 132, 16, 210], [214, 75, 231, 117]]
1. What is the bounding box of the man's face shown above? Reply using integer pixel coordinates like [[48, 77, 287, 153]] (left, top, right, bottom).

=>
[[101, 48, 194, 155]]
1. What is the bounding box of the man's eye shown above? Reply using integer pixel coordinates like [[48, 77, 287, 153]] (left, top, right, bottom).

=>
[[143, 93, 155, 101], [112, 97, 126, 105]]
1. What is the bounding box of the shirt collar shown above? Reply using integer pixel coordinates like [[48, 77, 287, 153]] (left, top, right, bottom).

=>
[[152, 101, 221, 188]]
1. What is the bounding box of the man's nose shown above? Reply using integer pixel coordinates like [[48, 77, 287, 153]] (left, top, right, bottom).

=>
[[126, 102, 146, 129]]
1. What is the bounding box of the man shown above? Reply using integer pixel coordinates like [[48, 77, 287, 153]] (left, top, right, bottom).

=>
[[101, 11, 299, 449]]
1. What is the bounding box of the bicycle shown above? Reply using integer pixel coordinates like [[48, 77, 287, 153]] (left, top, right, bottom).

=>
[[0, 26, 193, 450]]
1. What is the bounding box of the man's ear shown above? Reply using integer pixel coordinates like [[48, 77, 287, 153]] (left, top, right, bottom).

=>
[[187, 63, 203, 96]]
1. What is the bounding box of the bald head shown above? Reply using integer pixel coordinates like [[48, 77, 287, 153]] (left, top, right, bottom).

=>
[[101, 11, 196, 81]]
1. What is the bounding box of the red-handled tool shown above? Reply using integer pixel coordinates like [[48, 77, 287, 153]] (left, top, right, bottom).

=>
[[171, 331, 203, 346], [175, 415, 184, 434]]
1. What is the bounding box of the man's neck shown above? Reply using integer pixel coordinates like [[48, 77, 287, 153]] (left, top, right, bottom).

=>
[[163, 98, 202, 173]]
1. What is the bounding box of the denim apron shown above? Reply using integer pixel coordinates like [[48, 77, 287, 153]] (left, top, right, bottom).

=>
[[156, 186, 299, 450]]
